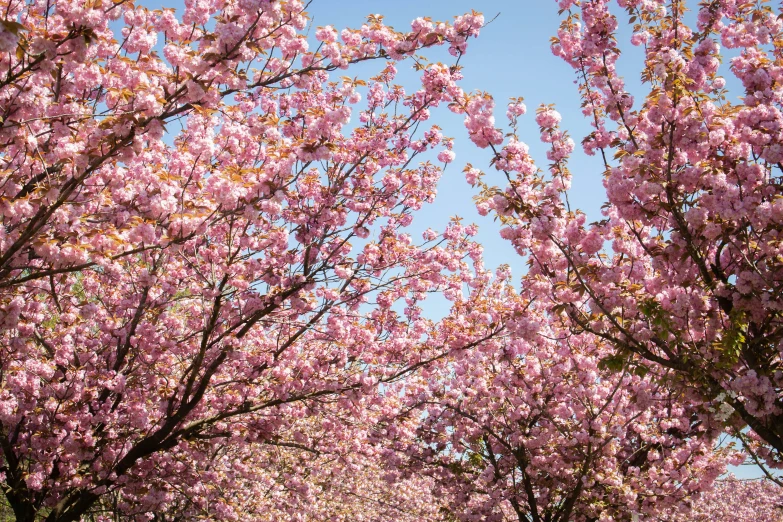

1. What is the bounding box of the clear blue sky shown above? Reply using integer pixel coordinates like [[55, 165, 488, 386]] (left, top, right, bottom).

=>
[[305, 0, 744, 272], [306, 0, 629, 272]]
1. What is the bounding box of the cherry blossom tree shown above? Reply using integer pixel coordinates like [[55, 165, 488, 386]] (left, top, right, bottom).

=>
[[457, 0, 783, 480], [0, 0, 494, 519], [84, 397, 447, 522], [3, 0, 781, 519], [658, 476, 783, 522], [384, 273, 734, 522]]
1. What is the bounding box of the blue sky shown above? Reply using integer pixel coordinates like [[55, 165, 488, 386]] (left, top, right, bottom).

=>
[[297, 2, 606, 332], [305, 0, 744, 273], [306, 0, 611, 273]]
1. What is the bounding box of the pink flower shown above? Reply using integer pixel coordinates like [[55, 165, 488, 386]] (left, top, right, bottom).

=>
[[438, 149, 456, 163], [315, 25, 338, 43], [535, 108, 562, 129]]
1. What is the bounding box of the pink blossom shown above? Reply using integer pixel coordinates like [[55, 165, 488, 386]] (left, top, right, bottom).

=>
[[438, 149, 456, 163]]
